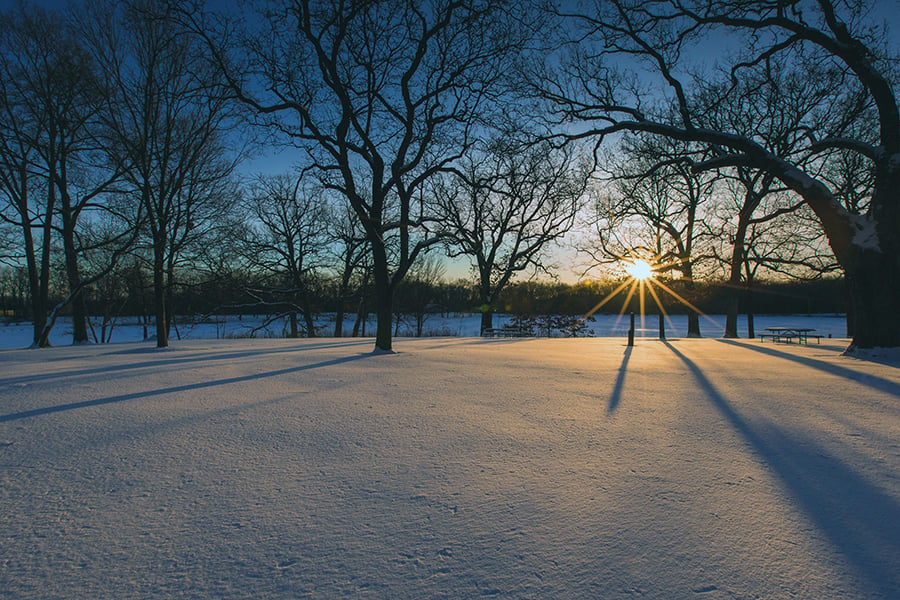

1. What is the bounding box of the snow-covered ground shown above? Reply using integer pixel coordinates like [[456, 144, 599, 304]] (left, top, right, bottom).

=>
[[1, 335, 898, 599], [0, 312, 850, 348]]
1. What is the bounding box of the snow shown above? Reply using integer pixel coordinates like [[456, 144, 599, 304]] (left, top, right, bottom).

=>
[[849, 213, 881, 251], [1, 333, 898, 599]]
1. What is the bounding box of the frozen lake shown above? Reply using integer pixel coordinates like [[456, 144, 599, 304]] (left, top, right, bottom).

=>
[[0, 312, 848, 348]]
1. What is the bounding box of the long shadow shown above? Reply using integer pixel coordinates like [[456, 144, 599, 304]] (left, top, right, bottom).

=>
[[608, 346, 632, 413], [0, 353, 371, 423], [0, 339, 375, 388], [664, 341, 900, 598], [716, 339, 900, 399]]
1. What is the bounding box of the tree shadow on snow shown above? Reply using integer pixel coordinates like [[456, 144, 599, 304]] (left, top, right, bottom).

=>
[[607, 346, 632, 414], [664, 341, 900, 599], [716, 339, 900, 400], [0, 352, 372, 423], [0, 339, 375, 389]]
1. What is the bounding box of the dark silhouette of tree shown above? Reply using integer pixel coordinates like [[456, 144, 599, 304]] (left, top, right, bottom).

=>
[[393, 254, 446, 337], [435, 138, 588, 334], [242, 173, 329, 337], [85, 0, 238, 348], [0, 3, 128, 347], [584, 135, 715, 337], [186, 0, 526, 351], [324, 200, 369, 338]]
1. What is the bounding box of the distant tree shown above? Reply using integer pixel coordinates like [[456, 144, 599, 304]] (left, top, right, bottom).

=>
[[186, 0, 527, 351], [709, 167, 835, 338], [394, 254, 446, 337], [435, 138, 588, 334], [324, 200, 369, 337], [584, 135, 715, 337], [242, 173, 329, 337], [0, 6, 61, 346]]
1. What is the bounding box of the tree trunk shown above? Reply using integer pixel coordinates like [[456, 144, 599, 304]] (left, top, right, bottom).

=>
[[745, 285, 755, 339], [797, 164, 899, 349], [300, 289, 317, 338], [681, 268, 701, 338], [33, 187, 56, 348], [724, 295, 740, 339], [334, 307, 345, 337], [374, 279, 393, 352], [22, 221, 45, 347], [687, 312, 701, 338], [844, 249, 900, 349], [62, 227, 89, 344], [725, 214, 750, 338], [480, 309, 494, 334], [153, 244, 168, 348], [372, 246, 394, 352]]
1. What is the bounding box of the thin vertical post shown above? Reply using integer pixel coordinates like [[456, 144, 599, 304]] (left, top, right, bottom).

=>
[[658, 312, 665, 340], [627, 312, 635, 346]]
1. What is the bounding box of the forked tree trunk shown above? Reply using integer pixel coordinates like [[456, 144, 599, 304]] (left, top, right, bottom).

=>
[[62, 228, 89, 344]]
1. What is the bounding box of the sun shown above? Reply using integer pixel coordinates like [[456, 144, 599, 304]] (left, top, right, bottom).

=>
[[625, 259, 654, 280]]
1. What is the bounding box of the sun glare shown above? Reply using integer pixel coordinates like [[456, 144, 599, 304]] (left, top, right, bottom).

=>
[[625, 259, 654, 280]]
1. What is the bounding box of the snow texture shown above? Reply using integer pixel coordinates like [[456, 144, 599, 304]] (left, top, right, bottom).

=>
[[848, 213, 881, 251], [1, 335, 898, 599]]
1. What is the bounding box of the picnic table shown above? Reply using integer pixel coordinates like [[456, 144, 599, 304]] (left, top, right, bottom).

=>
[[482, 324, 531, 338], [759, 327, 822, 345]]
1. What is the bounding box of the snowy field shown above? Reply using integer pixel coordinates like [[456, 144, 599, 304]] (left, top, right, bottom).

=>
[[1, 334, 899, 599]]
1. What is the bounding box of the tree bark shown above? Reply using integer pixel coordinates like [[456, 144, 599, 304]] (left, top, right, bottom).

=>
[[687, 312, 701, 338], [372, 245, 394, 352], [373, 281, 393, 352], [60, 206, 89, 344], [153, 240, 168, 348]]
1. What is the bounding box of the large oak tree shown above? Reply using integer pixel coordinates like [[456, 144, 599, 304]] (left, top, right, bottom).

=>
[[190, 0, 525, 351]]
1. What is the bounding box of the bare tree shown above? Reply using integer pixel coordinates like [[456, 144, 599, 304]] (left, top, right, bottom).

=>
[[393, 254, 447, 337], [242, 173, 329, 337], [584, 135, 715, 337], [535, 0, 900, 350], [0, 3, 131, 347], [186, 0, 526, 351], [435, 138, 588, 334], [0, 6, 66, 347], [325, 200, 369, 337], [84, 0, 239, 348]]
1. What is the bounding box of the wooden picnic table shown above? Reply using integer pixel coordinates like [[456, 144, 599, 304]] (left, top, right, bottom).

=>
[[759, 327, 822, 344]]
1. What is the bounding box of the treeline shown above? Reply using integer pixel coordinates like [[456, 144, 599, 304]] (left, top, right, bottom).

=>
[[0, 263, 846, 329]]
